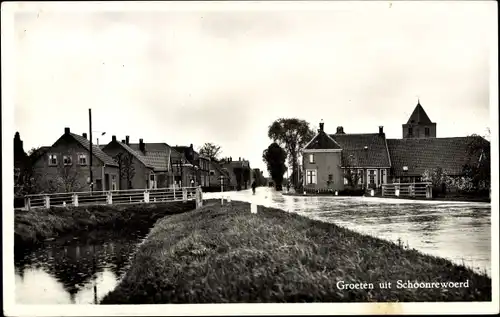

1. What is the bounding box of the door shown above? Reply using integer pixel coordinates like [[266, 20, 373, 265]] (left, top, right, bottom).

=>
[[368, 169, 377, 188], [104, 174, 110, 191], [95, 179, 103, 191]]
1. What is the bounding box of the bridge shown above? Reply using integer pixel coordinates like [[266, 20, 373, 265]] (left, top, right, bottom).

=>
[[18, 186, 204, 211]]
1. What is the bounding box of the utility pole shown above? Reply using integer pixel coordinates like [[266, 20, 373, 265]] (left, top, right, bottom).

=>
[[89, 109, 93, 193]]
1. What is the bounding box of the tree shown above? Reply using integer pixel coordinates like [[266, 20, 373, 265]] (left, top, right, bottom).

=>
[[343, 154, 362, 188], [114, 152, 136, 189], [268, 118, 315, 188], [462, 134, 490, 192], [56, 166, 83, 192], [262, 142, 287, 190], [199, 143, 222, 162]]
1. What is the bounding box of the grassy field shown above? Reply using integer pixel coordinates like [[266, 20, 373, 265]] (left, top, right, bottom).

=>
[[14, 201, 196, 250], [101, 200, 491, 303]]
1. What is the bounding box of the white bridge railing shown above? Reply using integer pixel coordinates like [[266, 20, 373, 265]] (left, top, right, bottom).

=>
[[20, 186, 204, 211], [381, 182, 432, 199]]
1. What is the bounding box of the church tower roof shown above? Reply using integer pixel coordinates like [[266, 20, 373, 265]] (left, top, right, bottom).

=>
[[407, 100, 433, 124]]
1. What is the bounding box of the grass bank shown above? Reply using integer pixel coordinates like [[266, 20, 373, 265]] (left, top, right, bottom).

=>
[[101, 200, 491, 303], [14, 201, 196, 250]]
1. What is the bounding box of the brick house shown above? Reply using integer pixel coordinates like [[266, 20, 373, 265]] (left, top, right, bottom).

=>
[[301, 101, 489, 191], [31, 127, 120, 193], [172, 145, 211, 187], [208, 160, 231, 188], [220, 157, 252, 190], [127, 140, 176, 188], [101, 136, 157, 189], [302, 122, 391, 191]]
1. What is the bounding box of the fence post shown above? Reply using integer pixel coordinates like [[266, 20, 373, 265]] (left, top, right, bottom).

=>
[[195, 186, 203, 209], [173, 185, 176, 200], [24, 197, 31, 211], [107, 191, 113, 204], [426, 184, 432, 199], [144, 190, 150, 203], [44, 195, 50, 209], [182, 187, 188, 202], [381, 185, 385, 197], [395, 184, 400, 197], [72, 194, 79, 207]]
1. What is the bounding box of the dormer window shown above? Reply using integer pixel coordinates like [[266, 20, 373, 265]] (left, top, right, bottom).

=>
[[425, 127, 430, 137], [408, 127, 413, 136], [48, 154, 58, 166]]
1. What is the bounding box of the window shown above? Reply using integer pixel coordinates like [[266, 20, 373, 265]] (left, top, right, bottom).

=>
[[78, 154, 87, 165], [306, 169, 317, 185], [309, 154, 315, 164], [344, 177, 349, 185], [63, 155, 72, 166], [210, 170, 215, 176], [328, 174, 333, 181], [48, 154, 58, 166], [149, 173, 157, 189], [111, 175, 117, 191], [380, 169, 386, 184], [425, 127, 430, 137], [408, 127, 413, 136]]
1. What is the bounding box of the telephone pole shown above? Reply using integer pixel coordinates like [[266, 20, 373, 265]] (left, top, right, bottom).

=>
[[89, 109, 93, 193]]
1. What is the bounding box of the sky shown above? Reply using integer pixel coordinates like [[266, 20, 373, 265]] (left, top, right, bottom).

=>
[[8, 1, 496, 177]]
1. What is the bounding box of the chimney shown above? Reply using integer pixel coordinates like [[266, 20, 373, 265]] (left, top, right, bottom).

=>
[[379, 126, 384, 135], [14, 132, 20, 141], [112, 135, 117, 142], [319, 119, 324, 132], [139, 138, 145, 152], [64, 127, 70, 135], [336, 126, 345, 134], [82, 133, 87, 139], [121, 139, 125, 143], [239, 157, 241, 161], [126, 136, 130, 145]]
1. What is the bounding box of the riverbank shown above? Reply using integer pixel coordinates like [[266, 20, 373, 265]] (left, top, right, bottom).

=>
[[282, 192, 490, 202], [101, 200, 491, 303], [14, 201, 196, 250]]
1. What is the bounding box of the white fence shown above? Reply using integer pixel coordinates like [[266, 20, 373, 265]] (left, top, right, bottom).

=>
[[20, 186, 203, 211], [381, 182, 432, 199]]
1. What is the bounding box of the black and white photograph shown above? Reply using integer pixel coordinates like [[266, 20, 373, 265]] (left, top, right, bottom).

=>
[[2, 1, 498, 315]]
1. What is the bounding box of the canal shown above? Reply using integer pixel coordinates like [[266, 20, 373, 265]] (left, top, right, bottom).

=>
[[15, 187, 491, 304], [205, 187, 491, 277]]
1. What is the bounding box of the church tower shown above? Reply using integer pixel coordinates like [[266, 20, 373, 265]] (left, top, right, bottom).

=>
[[402, 100, 436, 139]]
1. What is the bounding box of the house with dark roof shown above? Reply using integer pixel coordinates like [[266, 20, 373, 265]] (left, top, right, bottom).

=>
[[127, 139, 177, 188], [172, 144, 211, 187], [208, 159, 231, 188], [101, 136, 157, 190], [303, 121, 391, 191], [31, 127, 120, 193], [302, 101, 489, 191], [220, 157, 252, 190]]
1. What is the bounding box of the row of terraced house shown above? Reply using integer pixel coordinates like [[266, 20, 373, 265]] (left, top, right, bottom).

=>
[[14, 127, 253, 195]]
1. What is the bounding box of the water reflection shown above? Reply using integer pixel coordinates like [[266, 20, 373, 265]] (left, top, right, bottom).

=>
[[206, 187, 491, 276], [15, 228, 149, 304]]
